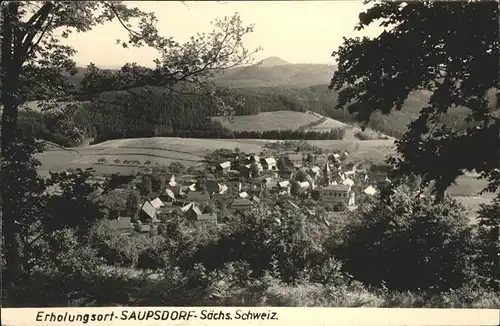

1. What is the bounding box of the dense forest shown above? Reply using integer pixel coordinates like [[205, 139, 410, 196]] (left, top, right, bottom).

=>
[[17, 86, 347, 146], [17, 74, 487, 146]]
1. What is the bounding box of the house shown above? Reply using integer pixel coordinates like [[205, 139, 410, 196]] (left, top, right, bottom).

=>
[[160, 188, 176, 203], [320, 184, 355, 206], [157, 205, 180, 218], [184, 204, 203, 221], [140, 200, 158, 222], [248, 155, 260, 164], [363, 185, 377, 196], [188, 183, 197, 192], [168, 175, 177, 187], [247, 182, 263, 197], [218, 184, 229, 195], [150, 197, 164, 209], [298, 181, 311, 192], [251, 196, 261, 204], [261, 157, 277, 171], [197, 213, 218, 223], [342, 178, 354, 187], [228, 198, 253, 211], [310, 166, 321, 178], [181, 202, 197, 213], [133, 220, 152, 233], [278, 180, 290, 189], [168, 184, 186, 197], [216, 161, 231, 173]]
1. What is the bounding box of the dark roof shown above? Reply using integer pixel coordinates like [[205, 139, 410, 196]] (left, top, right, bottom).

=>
[[197, 213, 217, 221], [229, 198, 253, 207], [108, 217, 133, 230], [186, 191, 210, 202], [322, 184, 350, 192]]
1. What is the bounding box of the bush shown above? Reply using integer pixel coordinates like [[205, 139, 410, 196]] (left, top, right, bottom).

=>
[[336, 184, 478, 293]]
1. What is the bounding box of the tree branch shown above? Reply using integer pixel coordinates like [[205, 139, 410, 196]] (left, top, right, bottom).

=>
[[17, 2, 54, 67]]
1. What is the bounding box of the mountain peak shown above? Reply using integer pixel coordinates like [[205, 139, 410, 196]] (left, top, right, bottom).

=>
[[256, 56, 290, 67]]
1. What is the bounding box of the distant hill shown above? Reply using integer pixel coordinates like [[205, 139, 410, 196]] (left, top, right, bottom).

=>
[[62, 57, 336, 90], [256, 56, 290, 67]]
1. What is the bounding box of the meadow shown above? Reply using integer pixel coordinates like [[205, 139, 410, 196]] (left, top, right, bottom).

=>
[[211, 111, 322, 131]]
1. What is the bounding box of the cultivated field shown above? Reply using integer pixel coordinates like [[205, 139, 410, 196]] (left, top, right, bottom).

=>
[[35, 135, 495, 218], [36, 137, 267, 177], [211, 111, 322, 131]]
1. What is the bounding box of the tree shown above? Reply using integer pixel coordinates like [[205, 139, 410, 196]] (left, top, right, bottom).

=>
[[113, 159, 121, 165], [138, 176, 153, 196], [337, 183, 477, 293], [249, 162, 260, 178], [125, 191, 141, 220], [475, 194, 500, 290], [294, 169, 309, 183], [330, 1, 499, 198], [2, 2, 259, 287]]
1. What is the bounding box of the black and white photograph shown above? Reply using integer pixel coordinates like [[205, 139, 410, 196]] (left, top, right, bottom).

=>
[[1, 0, 499, 312]]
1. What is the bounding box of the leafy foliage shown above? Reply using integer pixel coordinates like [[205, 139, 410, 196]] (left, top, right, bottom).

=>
[[337, 183, 478, 293], [330, 1, 500, 196]]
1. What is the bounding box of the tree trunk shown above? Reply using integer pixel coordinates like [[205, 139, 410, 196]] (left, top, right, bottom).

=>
[[1, 2, 25, 304]]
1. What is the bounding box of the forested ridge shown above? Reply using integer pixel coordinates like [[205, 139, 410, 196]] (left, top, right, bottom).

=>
[[18, 81, 486, 146]]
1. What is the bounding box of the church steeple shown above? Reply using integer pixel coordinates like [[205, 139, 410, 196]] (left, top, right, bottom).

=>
[[323, 161, 332, 185]]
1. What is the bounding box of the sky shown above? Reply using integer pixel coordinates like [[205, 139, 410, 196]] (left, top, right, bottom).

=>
[[65, 1, 386, 68]]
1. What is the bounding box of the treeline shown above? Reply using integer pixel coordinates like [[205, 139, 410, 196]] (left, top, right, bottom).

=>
[[91, 127, 345, 144]]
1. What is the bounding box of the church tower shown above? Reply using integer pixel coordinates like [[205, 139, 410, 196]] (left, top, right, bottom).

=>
[[323, 161, 332, 186]]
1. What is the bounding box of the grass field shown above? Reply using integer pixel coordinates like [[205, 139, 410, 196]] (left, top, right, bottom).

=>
[[211, 111, 322, 131]]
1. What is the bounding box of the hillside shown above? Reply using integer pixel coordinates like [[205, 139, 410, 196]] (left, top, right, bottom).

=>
[[59, 57, 336, 91]]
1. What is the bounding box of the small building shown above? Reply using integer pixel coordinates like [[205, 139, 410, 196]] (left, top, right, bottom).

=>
[[310, 166, 321, 178], [363, 185, 377, 196], [197, 213, 218, 223], [298, 181, 310, 190], [150, 197, 164, 209], [228, 198, 253, 211], [140, 200, 158, 222], [342, 178, 354, 187], [216, 161, 231, 173], [320, 184, 355, 206], [218, 184, 229, 195], [188, 183, 197, 192], [184, 204, 203, 221], [168, 175, 177, 187], [160, 188, 176, 203], [239, 191, 249, 199], [261, 157, 277, 171]]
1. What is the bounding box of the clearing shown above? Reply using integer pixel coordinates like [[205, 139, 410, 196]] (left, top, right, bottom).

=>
[[211, 111, 322, 131]]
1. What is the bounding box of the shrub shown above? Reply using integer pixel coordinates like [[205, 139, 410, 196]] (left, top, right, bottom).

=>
[[336, 184, 478, 293]]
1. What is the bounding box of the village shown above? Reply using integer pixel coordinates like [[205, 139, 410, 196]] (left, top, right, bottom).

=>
[[85, 145, 394, 235]]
